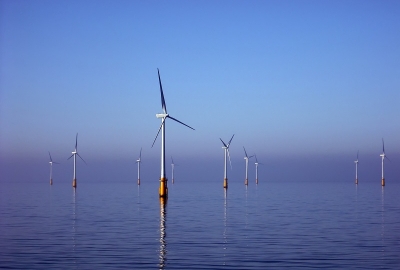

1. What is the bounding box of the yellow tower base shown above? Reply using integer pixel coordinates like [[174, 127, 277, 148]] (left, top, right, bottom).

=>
[[137, 179, 140, 185], [244, 179, 248, 185], [223, 178, 228, 189], [381, 178, 385, 186], [72, 179, 77, 188], [172, 179, 174, 184], [355, 178, 358, 185], [256, 179, 258, 184], [159, 177, 168, 198], [50, 179, 53, 185]]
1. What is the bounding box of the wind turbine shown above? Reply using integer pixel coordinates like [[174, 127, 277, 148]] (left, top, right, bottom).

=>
[[68, 133, 86, 188], [220, 134, 234, 189], [48, 152, 59, 185], [254, 154, 262, 184], [171, 156, 177, 184], [152, 69, 195, 198], [380, 139, 390, 186], [136, 147, 142, 185], [243, 147, 254, 185], [354, 151, 359, 184]]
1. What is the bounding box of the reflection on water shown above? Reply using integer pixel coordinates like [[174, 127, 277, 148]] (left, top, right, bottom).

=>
[[72, 189, 77, 269], [159, 197, 167, 270], [223, 189, 227, 266], [381, 187, 385, 256]]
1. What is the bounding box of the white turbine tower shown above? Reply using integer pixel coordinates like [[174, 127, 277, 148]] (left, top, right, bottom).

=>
[[68, 133, 86, 188], [48, 152, 59, 185], [220, 134, 234, 189], [171, 156, 177, 184], [380, 139, 390, 186], [152, 69, 195, 198], [254, 154, 262, 184], [354, 151, 359, 184], [243, 147, 254, 185], [136, 147, 142, 185]]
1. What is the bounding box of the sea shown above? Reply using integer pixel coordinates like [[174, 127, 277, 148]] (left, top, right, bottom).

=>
[[1, 178, 399, 269]]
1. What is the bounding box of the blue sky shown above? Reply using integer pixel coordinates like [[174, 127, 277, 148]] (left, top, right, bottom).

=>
[[1, 0, 399, 182]]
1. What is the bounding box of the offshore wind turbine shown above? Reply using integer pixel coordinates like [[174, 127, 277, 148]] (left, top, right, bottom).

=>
[[254, 154, 262, 184], [354, 151, 359, 184], [136, 147, 142, 185], [380, 139, 390, 186], [48, 152, 59, 185], [67, 133, 86, 188], [152, 69, 195, 198], [171, 156, 176, 184], [243, 147, 254, 185], [220, 134, 234, 189]]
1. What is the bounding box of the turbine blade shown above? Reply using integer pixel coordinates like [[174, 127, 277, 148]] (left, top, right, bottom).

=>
[[167, 115, 195, 130], [254, 154, 258, 163], [357, 150, 359, 160], [67, 154, 74, 160], [171, 156, 174, 164], [53, 162, 60, 164], [48, 152, 52, 162], [77, 153, 87, 164], [139, 147, 142, 159], [386, 155, 391, 162], [227, 148, 232, 170], [220, 138, 227, 147], [249, 155, 254, 159], [157, 68, 167, 114], [243, 146, 248, 158], [151, 118, 165, 148], [228, 134, 235, 146], [382, 138, 385, 153], [75, 133, 78, 150]]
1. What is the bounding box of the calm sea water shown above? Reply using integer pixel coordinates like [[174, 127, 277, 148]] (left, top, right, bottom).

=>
[[1, 178, 399, 269]]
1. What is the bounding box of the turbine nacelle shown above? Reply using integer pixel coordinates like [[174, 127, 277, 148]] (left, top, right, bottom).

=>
[[156, 113, 168, 119]]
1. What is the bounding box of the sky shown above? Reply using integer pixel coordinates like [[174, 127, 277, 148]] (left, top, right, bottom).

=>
[[1, 0, 399, 183]]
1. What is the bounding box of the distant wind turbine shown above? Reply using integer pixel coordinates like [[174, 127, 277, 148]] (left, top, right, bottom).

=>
[[48, 152, 59, 185], [354, 151, 359, 184], [243, 147, 254, 185], [171, 156, 177, 184], [220, 134, 234, 189], [254, 154, 262, 184], [152, 69, 195, 198], [380, 139, 390, 186], [68, 133, 86, 188], [136, 147, 142, 185]]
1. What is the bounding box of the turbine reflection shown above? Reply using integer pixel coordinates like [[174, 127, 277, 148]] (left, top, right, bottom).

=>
[[159, 197, 167, 269], [223, 189, 227, 266]]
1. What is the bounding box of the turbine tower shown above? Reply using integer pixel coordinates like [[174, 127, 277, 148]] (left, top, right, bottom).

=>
[[136, 147, 142, 185], [243, 147, 254, 185], [171, 156, 176, 184], [152, 69, 195, 198], [380, 139, 390, 186], [220, 134, 234, 189], [68, 133, 86, 188], [254, 154, 261, 184], [48, 152, 59, 185], [354, 151, 359, 184]]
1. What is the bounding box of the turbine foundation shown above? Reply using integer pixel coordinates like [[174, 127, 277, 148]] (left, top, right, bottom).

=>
[[355, 178, 358, 185], [244, 179, 248, 185], [172, 178, 174, 184], [159, 177, 168, 198], [137, 179, 140, 185], [223, 178, 228, 189], [50, 179, 53, 185], [256, 178, 258, 184], [381, 178, 385, 186], [72, 179, 77, 188]]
